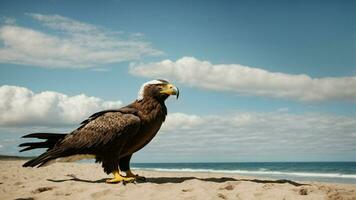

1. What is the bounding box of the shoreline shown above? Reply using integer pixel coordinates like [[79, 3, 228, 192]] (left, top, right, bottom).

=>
[[1, 160, 356, 199], [131, 167, 356, 185]]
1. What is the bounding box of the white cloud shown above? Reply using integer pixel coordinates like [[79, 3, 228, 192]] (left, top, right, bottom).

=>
[[28, 13, 99, 33], [135, 111, 356, 162], [163, 113, 204, 130], [0, 13, 162, 68], [0, 85, 122, 126], [130, 57, 356, 102]]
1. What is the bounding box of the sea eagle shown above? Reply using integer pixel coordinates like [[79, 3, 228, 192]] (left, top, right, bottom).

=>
[[19, 79, 179, 183]]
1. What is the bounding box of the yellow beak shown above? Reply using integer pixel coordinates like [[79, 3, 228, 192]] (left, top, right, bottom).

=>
[[160, 84, 179, 99]]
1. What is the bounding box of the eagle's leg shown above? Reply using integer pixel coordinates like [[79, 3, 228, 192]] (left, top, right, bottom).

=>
[[106, 170, 135, 184], [119, 155, 146, 181], [102, 157, 135, 184]]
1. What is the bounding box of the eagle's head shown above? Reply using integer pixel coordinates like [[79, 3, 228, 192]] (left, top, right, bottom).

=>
[[137, 79, 179, 101]]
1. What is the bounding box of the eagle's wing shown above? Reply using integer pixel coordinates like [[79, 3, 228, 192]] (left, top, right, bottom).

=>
[[23, 108, 140, 167], [60, 109, 140, 151]]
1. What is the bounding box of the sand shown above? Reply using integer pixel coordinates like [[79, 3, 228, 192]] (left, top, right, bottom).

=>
[[0, 161, 355, 200]]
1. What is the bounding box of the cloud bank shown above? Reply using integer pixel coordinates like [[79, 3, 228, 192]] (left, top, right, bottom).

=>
[[0, 85, 122, 126], [0, 86, 355, 161], [137, 112, 356, 162], [130, 57, 356, 102], [0, 13, 162, 68]]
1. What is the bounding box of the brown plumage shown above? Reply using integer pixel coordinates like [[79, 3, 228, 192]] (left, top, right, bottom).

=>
[[20, 80, 179, 177]]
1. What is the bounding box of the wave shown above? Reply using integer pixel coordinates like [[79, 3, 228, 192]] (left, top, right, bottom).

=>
[[132, 167, 356, 179]]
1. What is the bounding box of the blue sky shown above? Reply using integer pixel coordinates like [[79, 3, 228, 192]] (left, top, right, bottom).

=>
[[0, 0, 355, 162]]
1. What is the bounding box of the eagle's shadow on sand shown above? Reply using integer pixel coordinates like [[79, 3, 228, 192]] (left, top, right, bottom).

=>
[[47, 174, 309, 187], [48, 174, 107, 183]]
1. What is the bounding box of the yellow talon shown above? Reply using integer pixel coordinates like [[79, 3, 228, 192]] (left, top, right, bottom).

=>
[[106, 170, 135, 184], [125, 170, 146, 182], [125, 170, 138, 178]]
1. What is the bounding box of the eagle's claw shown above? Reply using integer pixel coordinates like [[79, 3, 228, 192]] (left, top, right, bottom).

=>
[[106, 170, 136, 184], [124, 170, 146, 182]]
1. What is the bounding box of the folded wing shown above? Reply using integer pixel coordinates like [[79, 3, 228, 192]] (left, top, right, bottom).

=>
[[22, 109, 141, 167]]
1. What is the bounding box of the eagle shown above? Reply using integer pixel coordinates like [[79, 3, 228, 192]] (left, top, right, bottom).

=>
[[19, 79, 179, 183]]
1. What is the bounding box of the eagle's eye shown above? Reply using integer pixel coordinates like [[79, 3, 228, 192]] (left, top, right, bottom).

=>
[[155, 84, 167, 91]]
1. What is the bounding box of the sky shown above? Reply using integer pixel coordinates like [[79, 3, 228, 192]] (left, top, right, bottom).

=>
[[0, 0, 355, 162]]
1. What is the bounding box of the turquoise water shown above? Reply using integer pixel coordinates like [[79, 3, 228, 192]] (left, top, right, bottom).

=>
[[131, 162, 356, 184]]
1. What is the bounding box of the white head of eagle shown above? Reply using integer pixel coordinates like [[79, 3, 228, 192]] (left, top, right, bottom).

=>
[[137, 79, 179, 100]]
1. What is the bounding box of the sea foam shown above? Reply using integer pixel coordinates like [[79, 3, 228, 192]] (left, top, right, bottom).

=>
[[133, 167, 356, 179]]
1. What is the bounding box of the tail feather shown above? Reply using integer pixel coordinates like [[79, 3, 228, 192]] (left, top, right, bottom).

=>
[[20, 132, 67, 167], [22, 133, 67, 139], [23, 149, 63, 167], [19, 141, 53, 152], [19, 133, 66, 152]]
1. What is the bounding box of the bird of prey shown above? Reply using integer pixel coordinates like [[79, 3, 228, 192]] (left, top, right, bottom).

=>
[[19, 79, 179, 183]]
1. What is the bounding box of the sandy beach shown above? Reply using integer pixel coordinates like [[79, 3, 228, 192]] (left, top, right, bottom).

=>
[[0, 160, 355, 200]]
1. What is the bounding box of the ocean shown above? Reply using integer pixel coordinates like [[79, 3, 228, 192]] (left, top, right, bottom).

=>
[[131, 162, 356, 184]]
